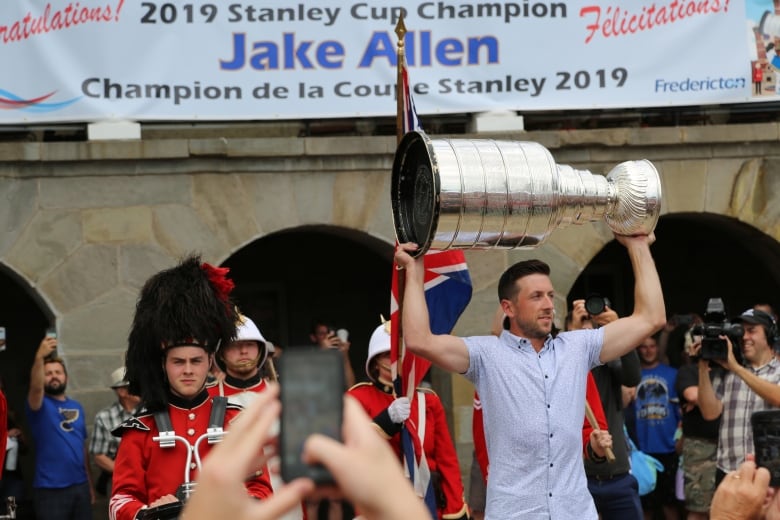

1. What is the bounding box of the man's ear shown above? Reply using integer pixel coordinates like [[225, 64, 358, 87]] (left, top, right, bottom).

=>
[[500, 299, 515, 317]]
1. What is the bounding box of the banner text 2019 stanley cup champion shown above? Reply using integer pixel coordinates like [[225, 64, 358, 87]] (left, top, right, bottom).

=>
[[0, 1, 773, 124]]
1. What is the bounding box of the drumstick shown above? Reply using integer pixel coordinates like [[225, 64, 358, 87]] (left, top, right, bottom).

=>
[[585, 401, 616, 463]]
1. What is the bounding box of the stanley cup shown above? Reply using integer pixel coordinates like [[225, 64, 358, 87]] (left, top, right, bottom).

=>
[[391, 131, 662, 257]]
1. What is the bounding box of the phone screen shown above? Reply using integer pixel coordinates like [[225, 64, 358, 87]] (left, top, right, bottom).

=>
[[46, 327, 57, 339], [279, 347, 344, 485], [752, 410, 780, 487]]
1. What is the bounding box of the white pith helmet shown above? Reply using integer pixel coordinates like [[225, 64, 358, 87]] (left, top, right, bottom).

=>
[[229, 314, 268, 368], [365, 320, 391, 383]]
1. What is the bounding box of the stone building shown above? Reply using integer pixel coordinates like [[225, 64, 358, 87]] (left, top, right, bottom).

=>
[[2, 121, 780, 517]]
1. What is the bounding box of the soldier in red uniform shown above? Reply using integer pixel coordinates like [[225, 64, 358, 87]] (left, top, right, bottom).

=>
[[207, 314, 270, 404], [206, 314, 307, 520], [110, 256, 273, 520], [348, 322, 470, 520]]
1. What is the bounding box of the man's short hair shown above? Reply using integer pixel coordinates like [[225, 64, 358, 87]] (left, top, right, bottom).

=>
[[44, 357, 67, 375], [497, 259, 551, 301]]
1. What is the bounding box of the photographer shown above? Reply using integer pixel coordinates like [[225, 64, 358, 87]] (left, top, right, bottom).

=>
[[309, 320, 355, 389], [697, 308, 780, 487], [570, 297, 644, 520]]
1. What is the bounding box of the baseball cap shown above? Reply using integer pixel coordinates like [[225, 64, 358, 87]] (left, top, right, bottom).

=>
[[735, 308, 775, 330], [110, 367, 129, 388]]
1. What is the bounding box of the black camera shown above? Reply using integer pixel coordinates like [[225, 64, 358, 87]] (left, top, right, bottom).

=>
[[585, 294, 612, 316], [690, 298, 743, 361]]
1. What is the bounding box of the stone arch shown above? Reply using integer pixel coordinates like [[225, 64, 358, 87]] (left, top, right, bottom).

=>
[[221, 224, 395, 383], [567, 212, 780, 362], [0, 262, 56, 498]]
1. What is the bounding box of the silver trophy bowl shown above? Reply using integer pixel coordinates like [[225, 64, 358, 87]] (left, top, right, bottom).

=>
[[391, 131, 662, 257]]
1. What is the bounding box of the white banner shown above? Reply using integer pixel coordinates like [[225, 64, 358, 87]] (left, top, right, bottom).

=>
[[0, 0, 776, 123]]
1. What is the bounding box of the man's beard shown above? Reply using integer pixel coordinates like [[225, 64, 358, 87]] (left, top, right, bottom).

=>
[[226, 360, 257, 378], [44, 380, 66, 396], [516, 316, 552, 339]]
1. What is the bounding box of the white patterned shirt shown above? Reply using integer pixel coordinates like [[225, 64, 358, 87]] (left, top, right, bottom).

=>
[[464, 328, 604, 520]]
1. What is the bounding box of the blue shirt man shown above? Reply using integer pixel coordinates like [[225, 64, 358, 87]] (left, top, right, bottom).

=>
[[26, 335, 92, 520]]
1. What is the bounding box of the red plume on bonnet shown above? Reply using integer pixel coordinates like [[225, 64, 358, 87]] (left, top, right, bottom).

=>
[[201, 263, 235, 306]]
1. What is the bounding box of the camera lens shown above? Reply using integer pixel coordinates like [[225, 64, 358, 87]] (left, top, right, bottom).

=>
[[585, 295, 609, 315]]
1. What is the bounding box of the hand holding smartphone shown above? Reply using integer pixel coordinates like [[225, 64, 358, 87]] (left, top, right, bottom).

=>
[[43, 326, 58, 358], [752, 410, 780, 486], [279, 347, 344, 485]]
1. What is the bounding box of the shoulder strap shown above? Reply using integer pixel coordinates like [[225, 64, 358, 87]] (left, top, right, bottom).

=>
[[209, 396, 227, 428], [153, 410, 176, 448]]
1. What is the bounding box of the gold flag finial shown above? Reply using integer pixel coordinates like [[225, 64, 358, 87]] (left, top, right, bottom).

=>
[[394, 14, 407, 45]]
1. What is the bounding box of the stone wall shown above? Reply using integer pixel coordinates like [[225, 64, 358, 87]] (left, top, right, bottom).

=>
[[2, 122, 780, 509]]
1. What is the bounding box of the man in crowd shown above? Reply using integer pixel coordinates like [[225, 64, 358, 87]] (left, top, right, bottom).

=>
[[697, 307, 780, 486], [569, 299, 644, 520], [309, 320, 355, 388], [675, 327, 721, 520], [393, 232, 664, 519], [633, 335, 682, 519], [89, 367, 141, 498], [26, 335, 93, 520], [110, 256, 273, 520]]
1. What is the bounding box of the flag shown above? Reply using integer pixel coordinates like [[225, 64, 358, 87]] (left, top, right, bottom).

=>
[[389, 249, 472, 514], [390, 250, 472, 396], [391, 17, 472, 516]]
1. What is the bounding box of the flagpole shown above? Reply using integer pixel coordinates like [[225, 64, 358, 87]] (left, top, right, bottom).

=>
[[395, 15, 407, 146], [393, 15, 408, 399]]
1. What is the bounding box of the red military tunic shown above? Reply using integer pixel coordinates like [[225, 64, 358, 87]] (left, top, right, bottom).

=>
[[348, 381, 469, 520], [0, 389, 6, 471], [110, 389, 272, 520], [206, 373, 267, 405]]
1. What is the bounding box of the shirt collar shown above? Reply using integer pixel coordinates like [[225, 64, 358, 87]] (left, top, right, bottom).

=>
[[502, 330, 554, 351], [224, 372, 262, 389]]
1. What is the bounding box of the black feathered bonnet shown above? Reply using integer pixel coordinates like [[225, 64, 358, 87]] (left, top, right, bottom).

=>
[[125, 255, 238, 411]]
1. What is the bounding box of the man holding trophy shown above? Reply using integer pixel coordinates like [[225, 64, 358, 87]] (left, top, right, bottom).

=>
[[391, 131, 666, 519]]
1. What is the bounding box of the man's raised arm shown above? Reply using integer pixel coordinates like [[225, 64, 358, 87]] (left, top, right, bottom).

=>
[[394, 243, 470, 374], [600, 234, 666, 363]]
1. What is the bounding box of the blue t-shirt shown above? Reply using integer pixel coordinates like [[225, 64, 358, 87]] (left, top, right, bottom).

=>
[[26, 394, 88, 488], [634, 364, 680, 454]]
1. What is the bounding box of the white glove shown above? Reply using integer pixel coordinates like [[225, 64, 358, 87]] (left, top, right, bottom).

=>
[[388, 397, 411, 423]]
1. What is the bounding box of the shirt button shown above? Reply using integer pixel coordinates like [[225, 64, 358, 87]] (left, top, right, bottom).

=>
[[549, 492, 553, 497], [188, 413, 195, 420], [550, 463, 553, 467], [187, 428, 195, 436], [545, 375, 548, 379], [547, 404, 550, 408], [190, 463, 197, 470], [550, 433, 553, 438]]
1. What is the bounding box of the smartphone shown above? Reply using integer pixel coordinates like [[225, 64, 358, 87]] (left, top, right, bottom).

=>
[[752, 410, 780, 486], [45, 326, 57, 339], [279, 347, 344, 485]]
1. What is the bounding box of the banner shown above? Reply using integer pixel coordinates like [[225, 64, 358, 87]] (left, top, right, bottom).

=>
[[0, 1, 775, 124]]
